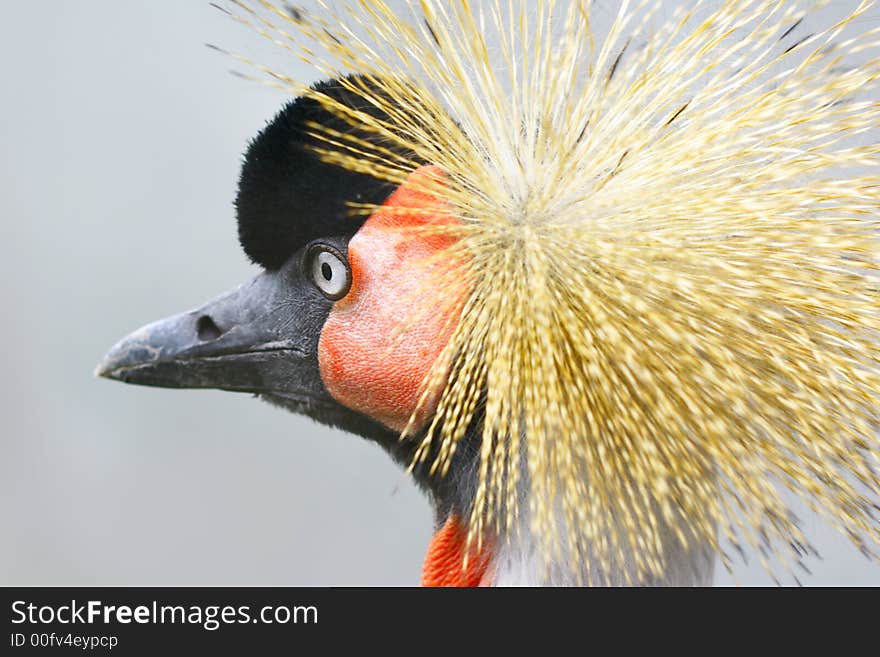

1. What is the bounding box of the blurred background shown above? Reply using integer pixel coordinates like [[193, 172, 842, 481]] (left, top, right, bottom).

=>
[[2, 1, 878, 586]]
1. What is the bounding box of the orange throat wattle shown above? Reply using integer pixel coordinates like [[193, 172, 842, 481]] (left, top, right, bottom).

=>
[[421, 515, 493, 587]]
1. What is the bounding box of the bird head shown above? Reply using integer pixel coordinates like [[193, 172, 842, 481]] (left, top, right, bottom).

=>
[[97, 76, 485, 582]]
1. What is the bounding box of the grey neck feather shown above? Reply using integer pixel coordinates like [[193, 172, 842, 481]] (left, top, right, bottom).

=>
[[491, 522, 716, 586], [487, 479, 717, 586]]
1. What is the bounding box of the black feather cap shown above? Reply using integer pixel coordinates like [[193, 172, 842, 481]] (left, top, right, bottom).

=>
[[235, 75, 413, 270]]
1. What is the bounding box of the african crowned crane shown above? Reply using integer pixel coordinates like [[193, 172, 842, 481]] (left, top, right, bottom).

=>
[[98, 1, 880, 586]]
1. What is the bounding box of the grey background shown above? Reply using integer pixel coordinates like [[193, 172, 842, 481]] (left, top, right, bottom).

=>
[[2, 1, 878, 586]]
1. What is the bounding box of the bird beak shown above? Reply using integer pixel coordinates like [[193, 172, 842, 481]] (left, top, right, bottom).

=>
[[96, 271, 327, 400]]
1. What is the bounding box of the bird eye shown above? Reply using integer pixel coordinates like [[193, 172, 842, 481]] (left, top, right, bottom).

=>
[[306, 244, 351, 300]]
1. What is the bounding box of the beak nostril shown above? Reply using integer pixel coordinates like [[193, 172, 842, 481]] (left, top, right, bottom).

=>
[[196, 315, 223, 342]]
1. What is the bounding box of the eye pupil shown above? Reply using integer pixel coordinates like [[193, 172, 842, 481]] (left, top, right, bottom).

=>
[[321, 262, 333, 281]]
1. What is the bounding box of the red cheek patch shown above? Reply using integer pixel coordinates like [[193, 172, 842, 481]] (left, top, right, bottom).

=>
[[318, 166, 464, 432]]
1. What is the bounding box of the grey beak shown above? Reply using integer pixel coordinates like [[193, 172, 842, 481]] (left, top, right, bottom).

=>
[[96, 270, 324, 398]]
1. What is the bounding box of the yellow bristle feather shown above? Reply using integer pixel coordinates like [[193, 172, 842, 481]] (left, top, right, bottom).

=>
[[222, 0, 880, 583]]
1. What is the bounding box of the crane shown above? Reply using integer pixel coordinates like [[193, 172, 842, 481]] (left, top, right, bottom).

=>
[[98, 0, 880, 585]]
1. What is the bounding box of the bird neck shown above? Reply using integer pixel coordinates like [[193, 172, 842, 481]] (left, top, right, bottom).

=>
[[371, 415, 716, 586], [421, 510, 717, 587]]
